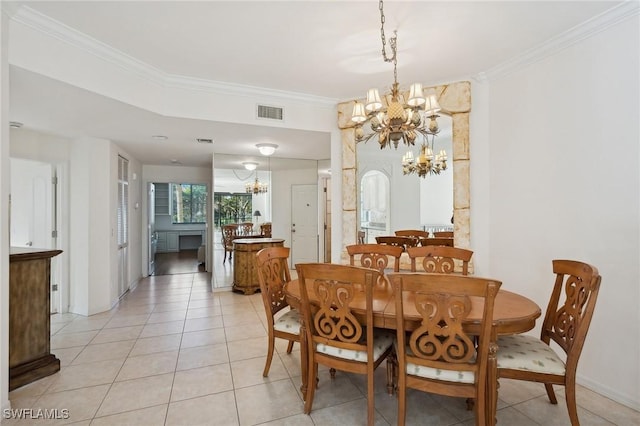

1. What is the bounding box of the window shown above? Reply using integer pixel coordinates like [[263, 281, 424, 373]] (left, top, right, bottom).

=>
[[214, 193, 252, 227], [171, 183, 207, 224]]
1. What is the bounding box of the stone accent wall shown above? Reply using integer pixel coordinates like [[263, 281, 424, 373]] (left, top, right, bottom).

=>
[[337, 81, 472, 265]]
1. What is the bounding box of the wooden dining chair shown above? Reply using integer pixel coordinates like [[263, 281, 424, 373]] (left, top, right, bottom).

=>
[[497, 260, 602, 426], [255, 247, 299, 377], [406, 245, 473, 275], [295, 263, 394, 426], [389, 273, 501, 426], [221, 224, 237, 264], [260, 222, 272, 237], [346, 243, 403, 274], [419, 237, 454, 247], [238, 222, 254, 236], [433, 231, 454, 238], [395, 229, 430, 239], [375, 235, 419, 251]]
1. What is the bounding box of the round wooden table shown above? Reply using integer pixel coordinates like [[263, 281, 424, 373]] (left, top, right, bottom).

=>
[[284, 277, 541, 425]]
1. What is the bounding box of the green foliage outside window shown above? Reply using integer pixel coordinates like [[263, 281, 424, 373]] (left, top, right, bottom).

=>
[[172, 183, 207, 224], [214, 193, 252, 227]]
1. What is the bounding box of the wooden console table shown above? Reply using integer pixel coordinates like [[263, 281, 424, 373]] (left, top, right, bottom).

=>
[[233, 238, 284, 294], [9, 247, 62, 390]]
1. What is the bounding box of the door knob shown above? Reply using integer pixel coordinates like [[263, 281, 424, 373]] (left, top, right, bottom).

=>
[[26, 241, 32, 246]]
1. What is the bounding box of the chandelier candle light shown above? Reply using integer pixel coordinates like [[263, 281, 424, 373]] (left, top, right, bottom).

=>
[[351, 0, 447, 176]]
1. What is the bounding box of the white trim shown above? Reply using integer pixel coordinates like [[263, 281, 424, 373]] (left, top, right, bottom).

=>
[[479, 1, 640, 81], [9, 5, 338, 107]]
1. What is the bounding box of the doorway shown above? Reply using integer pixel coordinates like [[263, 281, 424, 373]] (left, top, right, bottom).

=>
[[290, 184, 318, 266]]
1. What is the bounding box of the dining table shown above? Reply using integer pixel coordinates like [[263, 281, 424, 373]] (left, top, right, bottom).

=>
[[284, 274, 541, 425]]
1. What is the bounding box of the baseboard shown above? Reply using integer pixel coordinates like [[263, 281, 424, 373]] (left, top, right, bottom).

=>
[[578, 373, 640, 411]]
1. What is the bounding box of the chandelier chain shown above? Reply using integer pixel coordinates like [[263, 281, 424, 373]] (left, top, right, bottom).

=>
[[379, 0, 398, 85]]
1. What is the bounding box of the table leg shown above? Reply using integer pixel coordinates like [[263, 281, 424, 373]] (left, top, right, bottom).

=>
[[487, 330, 498, 426], [299, 317, 308, 400]]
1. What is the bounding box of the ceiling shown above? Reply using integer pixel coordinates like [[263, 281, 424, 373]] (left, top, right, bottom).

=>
[[6, 1, 621, 169]]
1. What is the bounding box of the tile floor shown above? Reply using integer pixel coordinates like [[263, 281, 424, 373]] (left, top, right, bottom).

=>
[[5, 251, 639, 425]]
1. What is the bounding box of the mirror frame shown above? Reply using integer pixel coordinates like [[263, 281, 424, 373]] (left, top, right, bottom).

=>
[[337, 80, 471, 263]]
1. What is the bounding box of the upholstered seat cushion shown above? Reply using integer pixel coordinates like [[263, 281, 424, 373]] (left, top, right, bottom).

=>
[[273, 309, 301, 335], [497, 334, 566, 375], [395, 342, 476, 384], [315, 329, 394, 362]]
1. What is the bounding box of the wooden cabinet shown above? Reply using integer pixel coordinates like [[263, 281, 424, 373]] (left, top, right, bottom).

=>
[[156, 231, 167, 252], [9, 247, 62, 390], [233, 238, 285, 294]]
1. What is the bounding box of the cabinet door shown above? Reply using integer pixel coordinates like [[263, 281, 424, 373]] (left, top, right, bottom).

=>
[[156, 232, 167, 252], [154, 183, 170, 216], [167, 232, 179, 252]]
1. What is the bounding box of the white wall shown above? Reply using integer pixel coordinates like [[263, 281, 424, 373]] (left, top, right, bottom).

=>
[[1, 9, 11, 413], [482, 16, 639, 408]]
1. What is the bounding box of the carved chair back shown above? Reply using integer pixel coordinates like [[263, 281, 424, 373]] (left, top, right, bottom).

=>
[[346, 243, 403, 275], [395, 229, 430, 239], [406, 246, 473, 275]]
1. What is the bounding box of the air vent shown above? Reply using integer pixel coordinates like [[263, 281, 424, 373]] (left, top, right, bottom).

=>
[[196, 138, 214, 144], [257, 104, 284, 121]]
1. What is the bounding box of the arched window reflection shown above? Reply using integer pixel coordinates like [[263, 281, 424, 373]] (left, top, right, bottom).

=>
[[360, 170, 390, 242]]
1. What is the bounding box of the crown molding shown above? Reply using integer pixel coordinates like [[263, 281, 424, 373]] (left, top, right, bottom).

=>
[[478, 1, 640, 82], [10, 6, 338, 107]]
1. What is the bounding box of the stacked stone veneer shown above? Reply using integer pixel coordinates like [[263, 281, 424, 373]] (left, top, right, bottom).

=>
[[337, 81, 471, 267]]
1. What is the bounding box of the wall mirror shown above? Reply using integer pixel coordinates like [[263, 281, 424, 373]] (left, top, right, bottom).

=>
[[357, 113, 453, 242], [338, 80, 471, 262], [213, 154, 331, 265]]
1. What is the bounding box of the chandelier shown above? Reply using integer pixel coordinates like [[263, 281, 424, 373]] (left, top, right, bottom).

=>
[[246, 174, 268, 194], [351, 0, 442, 151], [401, 142, 447, 177]]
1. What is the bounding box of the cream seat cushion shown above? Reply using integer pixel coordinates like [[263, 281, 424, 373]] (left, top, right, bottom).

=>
[[497, 334, 566, 375], [315, 330, 394, 362], [273, 309, 300, 335], [395, 341, 476, 384]]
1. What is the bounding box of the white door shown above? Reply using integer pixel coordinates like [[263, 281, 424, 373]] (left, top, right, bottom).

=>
[[10, 158, 60, 312], [291, 184, 318, 266], [148, 183, 156, 275]]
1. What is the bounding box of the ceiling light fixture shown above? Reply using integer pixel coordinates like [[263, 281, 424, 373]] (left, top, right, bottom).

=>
[[246, 174, 268, 195], [351, 0, 443, 155], [256, 143, 278, 156], [401, 143, 447, 177], [243, 161, 258, 171]]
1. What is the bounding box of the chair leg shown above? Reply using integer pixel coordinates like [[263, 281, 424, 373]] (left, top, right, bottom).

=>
[[367, 367, 375, 426], [304, 361, 318, 414], [397, 380, 406, 426], [286, 340, 294, 354], [223, 249, 227, 264], [564, 383, 580, 426], [544, 383, 558, 404], [263, 333, 275, 377], [386, 353, 396, 395]]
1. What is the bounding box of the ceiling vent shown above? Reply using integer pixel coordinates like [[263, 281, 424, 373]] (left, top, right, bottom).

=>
[[257, 104, 284, 121], [196, 138, 214, 144]]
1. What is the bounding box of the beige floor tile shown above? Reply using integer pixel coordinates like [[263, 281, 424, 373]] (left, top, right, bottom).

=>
[[71, 340, 135, 365], [310, 398, 391, 426], [235, 380, 304, 426], [90, 404, 168, 426], [56, 318, 110, 334], [115, 350, 179, 381], [180, 328, 226, 348], [91, 325, 143, 345], [226, 336, 269, 362], [130, 334, 182, 356], [188, 299, 219, 309], [225, 323, 267, 342], [497, 378, 548, 405], [512, 394, 614, 425], [34, 384, 110, 424], [104, 313, 151, 329], [278, 348, 303, 379], [176, 343, 229, 371], [51, 313, 80, 325], [231, 356, 289, 389], [152, 301, 190, 312], [139, 320, 185, 338], [165, 391, 239, 426], [301, 374, 364, 412], [186, 306, 222, 319], [146, 310, 187, 324], [374, 388, 457, 426], [572, 385, 640, 425], [51, 346, 83, 367], [222, 311, 262, 327], [183, 315, 224, 332], [46, 359, 123, 393], [257, 413, 316, 426], [171, 364, 234, 402], [9, 375, 57, 400], [95, 373, 174, 417], [50, 331, 99, 350]]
